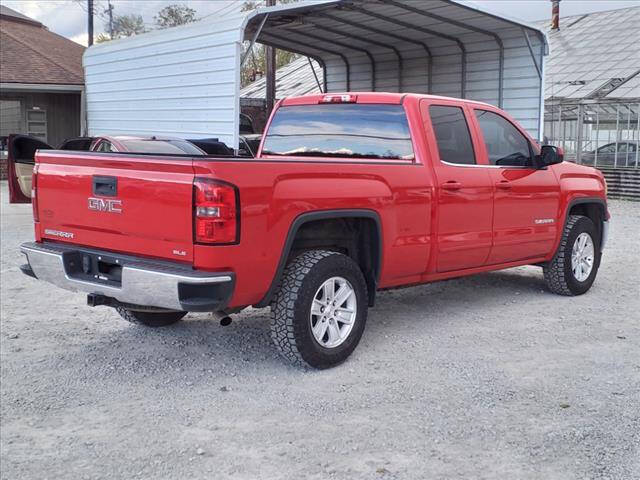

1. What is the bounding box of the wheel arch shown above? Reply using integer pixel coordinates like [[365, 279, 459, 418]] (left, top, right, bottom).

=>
[[255, 209, 383, 308], [566, 197, 607, 243]]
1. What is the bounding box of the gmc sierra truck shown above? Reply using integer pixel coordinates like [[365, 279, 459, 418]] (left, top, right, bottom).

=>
[[9, 93, 610, 369]]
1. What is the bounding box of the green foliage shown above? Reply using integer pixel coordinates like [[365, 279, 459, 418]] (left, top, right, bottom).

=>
[[240, 0, 300, 87], [241, 45, 298, 87], [154, 4, 198, 29], [109, 14, 145, 39], [95, 32, 111, 44]]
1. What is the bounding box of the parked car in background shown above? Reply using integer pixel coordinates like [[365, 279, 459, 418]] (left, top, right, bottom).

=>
[[8, 93, 609, 369], [581, 141, 638, 167], [6, 134, 206, 203], [89, 136, 207, 155]]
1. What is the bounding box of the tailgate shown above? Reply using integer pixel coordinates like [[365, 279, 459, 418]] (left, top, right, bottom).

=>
[[35, 151, 195, 262]]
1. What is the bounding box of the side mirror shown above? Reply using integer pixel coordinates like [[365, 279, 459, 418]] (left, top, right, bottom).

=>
[[537, 145, 564, 167]]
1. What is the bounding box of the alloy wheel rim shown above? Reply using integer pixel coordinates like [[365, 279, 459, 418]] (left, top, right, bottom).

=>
[[571, 232, 595, 282], [310, 276, 357, 348]]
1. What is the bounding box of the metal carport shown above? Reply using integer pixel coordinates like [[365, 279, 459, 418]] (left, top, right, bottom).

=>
[[244, 0, 548, 139], [82, 0, 547, 150]]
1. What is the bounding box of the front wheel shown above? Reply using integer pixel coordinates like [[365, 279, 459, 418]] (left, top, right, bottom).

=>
[[115, 307, 186, 327], [270, 250, 368, 369], [543, 215, 601, 296]]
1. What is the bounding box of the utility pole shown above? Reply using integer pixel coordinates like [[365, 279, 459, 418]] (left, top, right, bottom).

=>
[[105, 0, 114, 39], [551, 0, 561, 30], [265, 0, 276, 116], [87, 0, 94, 46]]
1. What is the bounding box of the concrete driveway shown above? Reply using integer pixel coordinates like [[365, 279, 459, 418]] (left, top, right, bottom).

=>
[[1, 182, 638, 480]]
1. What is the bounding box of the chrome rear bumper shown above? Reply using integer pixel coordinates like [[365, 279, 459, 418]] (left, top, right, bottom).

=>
[[20, 242, 234, 312]]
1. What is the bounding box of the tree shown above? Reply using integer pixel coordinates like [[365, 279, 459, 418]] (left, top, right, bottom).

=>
[[95, 33, 111, 44], [240, 0, 299, 87], [110, 14, 145, 39], [154, 4, 198, 29]]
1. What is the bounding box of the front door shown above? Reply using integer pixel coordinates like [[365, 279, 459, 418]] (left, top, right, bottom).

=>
[[471, 109, 561, 264], [421, 100, 493, 273], [7, 134, 52, 204]]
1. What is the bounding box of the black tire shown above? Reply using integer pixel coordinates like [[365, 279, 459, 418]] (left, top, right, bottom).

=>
[[270, 250, 368, 369], [543, 215, 601, 296], [115, 307, 186, 327]]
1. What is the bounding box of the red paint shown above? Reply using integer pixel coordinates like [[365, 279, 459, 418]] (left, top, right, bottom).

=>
[[23, 93, 608, 309]]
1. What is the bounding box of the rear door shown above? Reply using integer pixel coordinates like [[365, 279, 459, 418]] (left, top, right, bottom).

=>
[[7, 134, 52, 203], [470, 108, 561, 264], [421, 100, 493, 273]]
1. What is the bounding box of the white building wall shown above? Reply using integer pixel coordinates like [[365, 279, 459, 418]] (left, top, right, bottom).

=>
[[83, 15, 246, 149]]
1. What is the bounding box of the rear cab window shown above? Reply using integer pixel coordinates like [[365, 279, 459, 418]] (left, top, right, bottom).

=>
[[428, 105, 476, 165], [261, 104, 414, 161]]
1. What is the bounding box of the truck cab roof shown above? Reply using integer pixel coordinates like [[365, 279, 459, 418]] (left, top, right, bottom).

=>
[[281, 92, 495, 109]]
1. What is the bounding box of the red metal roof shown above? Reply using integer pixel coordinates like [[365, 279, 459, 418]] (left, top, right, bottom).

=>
[[0, 7, 85, 85]]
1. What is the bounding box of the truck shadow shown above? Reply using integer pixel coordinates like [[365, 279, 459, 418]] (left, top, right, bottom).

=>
[[72, 267, 548, 375]]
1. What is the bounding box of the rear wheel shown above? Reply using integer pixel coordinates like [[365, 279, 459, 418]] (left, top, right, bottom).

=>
[[115, 307, 186, 327], [543, 215, 601, 296], [270, 250, 368, 369]]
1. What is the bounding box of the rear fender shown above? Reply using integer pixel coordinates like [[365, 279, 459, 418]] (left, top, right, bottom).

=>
[[255, 209, 382, 308]]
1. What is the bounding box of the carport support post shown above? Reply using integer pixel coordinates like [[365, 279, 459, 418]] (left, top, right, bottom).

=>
[[576, 104, 584, 164], [80, 87, 87, 136], [265, 0, 276, 116], [614, 105, 619, 168], [636, 103, 640, 168]]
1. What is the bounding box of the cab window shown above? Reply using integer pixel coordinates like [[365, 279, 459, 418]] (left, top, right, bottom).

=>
[[428, 105, 476, 165], [262, 104, 414, 160], [474, 110, 532, 167]]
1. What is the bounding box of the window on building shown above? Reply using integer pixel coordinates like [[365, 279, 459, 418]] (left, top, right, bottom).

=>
[[26, 108, 47, 142], [0, 100, 23, 138]]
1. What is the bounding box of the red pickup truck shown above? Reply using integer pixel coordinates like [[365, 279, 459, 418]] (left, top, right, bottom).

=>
[[10, 93, 609, 369]]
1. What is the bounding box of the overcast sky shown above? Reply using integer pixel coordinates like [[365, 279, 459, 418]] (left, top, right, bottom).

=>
[[3, 0, 639, 46]]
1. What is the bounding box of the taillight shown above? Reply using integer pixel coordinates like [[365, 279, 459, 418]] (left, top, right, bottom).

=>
[[193, 178, 238, 244], [32, 164, 39, 222]]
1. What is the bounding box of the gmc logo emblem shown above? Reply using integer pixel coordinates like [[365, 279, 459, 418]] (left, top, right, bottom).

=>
[[88, 197, 122, 214]]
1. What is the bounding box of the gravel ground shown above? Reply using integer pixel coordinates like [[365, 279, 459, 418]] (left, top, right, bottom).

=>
[[1, 181, 639, 480]]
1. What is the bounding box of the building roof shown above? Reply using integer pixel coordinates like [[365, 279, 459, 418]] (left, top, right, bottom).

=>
[[0, 6, 85, 85], [240, 57, 323, 100], [0, 5, 40, 25], [540, 6, 640, 101], [242, 5, 640, 103]]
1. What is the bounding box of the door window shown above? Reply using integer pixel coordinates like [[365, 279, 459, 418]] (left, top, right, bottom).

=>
[[598, 143, 617, 154], [474, 110, 532, 167], [428, 105, 475, 165], [95, 140, 116, 152]]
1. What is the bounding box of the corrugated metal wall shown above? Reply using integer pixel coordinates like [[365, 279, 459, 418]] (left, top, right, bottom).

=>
[[83, 16, 245, 148], [285, 4, 545, 139]]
